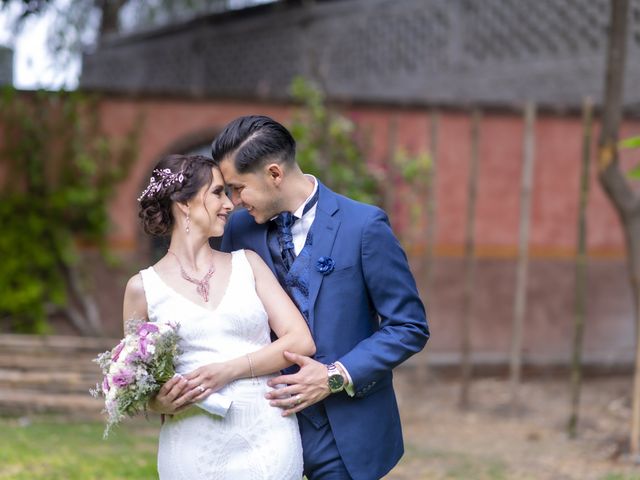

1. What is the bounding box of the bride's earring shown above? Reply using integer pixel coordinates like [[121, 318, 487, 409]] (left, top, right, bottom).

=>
[[185, 208, 190, 234]]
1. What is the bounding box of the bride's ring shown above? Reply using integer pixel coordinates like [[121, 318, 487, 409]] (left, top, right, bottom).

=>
[[197, 385, 205, 393], [295, 394, 302, 405]]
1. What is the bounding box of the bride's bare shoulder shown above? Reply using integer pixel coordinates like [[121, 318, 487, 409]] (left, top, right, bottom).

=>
[[125, 273, 145, 295], [241, 249, 265, 266], [123, 273, 148, 322]]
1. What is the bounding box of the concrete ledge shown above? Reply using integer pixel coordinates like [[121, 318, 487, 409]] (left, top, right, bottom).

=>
[[403, 350, 635, 378]]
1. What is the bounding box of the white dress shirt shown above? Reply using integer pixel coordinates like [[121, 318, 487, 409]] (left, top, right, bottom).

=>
[[291, 175, 319, 256]]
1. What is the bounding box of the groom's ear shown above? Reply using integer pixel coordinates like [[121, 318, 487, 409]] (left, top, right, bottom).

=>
[[265, 163, 284, 186]]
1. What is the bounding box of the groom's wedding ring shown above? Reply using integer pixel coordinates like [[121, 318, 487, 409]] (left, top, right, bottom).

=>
[[197, 385, 205, 393]]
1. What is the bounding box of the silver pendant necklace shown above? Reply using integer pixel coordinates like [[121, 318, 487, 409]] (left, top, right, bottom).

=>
[[167, 250, 216, 302]]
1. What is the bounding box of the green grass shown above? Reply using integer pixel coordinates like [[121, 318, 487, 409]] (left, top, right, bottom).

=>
[[2, 415, 637, 480], [0, 416, 160, 480], [396, 443, 511, 480]]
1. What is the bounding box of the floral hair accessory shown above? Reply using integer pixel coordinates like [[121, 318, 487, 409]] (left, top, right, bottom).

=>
[[137, 168, 185, 202], [316, 256, 335, 275]]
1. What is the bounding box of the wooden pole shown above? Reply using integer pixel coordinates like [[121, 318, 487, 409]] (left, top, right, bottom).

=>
[[567, 97, 594, 438], [424, 109, 439, 288], [460, 108, 480, 409], [509, 101, 536, 410], [416, 109, 440, 384], [386, 116, 399, 216]]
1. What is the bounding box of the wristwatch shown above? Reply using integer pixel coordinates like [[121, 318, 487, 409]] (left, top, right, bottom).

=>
[[326, 363, 345, 393]]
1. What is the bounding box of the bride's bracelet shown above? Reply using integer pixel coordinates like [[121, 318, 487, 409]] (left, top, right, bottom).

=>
[[246, 353, 255, 378]]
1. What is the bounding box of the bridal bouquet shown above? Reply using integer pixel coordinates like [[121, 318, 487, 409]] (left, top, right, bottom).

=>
[[91, 319, 231, 437]]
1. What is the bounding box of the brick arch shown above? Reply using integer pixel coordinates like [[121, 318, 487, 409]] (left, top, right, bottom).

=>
[[107, 99, 294, 252], [153, 126, 222, 160], [134, 126, 227, 261]]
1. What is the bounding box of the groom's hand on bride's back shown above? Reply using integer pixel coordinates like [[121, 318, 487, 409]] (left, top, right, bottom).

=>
[[148, 374, 202, 415], [264, 351, 330, 417]]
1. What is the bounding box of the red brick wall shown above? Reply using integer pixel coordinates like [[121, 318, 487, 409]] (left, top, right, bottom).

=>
[[4, 92, 639, 364], [103, 97, 636, 257]]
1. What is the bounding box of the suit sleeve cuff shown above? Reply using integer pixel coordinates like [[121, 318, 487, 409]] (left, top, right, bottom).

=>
[[335, 361, 355, 397]]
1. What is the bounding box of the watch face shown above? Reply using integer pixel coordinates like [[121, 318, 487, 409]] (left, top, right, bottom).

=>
[[328, 374, 344, 391]]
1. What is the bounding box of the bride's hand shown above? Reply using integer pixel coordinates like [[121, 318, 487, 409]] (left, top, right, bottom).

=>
[[183, 362, 233, 397], [148, 374, 202, 414]]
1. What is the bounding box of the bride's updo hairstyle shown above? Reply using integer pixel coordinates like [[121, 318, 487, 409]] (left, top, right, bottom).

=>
[[138, 154, 215, 237]]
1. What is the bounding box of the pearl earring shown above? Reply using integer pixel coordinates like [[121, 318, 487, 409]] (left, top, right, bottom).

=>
[[185, 210, 190, 234]]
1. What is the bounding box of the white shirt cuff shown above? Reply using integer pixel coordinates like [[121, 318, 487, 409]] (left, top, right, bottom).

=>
[[335, 361, 355, 397]]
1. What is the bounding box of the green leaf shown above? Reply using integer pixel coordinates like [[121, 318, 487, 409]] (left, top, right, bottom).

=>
[[628, 164, 640, 180], [0, 87, 139, 332], [288, 77, 381, 206], [619, 136, 640, 150]]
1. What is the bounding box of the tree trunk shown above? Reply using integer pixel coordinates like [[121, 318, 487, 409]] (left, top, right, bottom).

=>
[[568, 97, 594, 438], [628, 216, 640, 455], [509, 101, 536, 411], [60, 262, 103, 336], [596, 0, 640, 456], [460, 108, 481, 409], [97, 0, 127, 39]]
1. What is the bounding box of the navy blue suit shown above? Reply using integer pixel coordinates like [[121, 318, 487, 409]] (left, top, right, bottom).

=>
[[221, 182, 429, 479]]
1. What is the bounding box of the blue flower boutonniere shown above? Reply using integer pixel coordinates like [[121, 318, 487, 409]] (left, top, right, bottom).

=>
[[316, 256, 335, 275]]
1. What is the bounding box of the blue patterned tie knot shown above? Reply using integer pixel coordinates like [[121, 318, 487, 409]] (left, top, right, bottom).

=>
[[275, 211, 296, 269]]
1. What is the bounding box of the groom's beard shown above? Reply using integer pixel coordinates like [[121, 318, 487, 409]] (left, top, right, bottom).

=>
[[251, 196, 287, 224]]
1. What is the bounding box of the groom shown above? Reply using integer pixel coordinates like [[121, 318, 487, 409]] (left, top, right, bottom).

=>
[[213, 115, 429, 480]]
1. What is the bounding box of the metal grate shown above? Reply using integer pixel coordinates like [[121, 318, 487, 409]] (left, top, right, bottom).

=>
[[81, 0, 640, 110], [461, 0, 610, 63]]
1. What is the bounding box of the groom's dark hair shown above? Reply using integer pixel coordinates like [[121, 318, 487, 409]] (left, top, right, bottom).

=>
[[211, 115, 296, 173]]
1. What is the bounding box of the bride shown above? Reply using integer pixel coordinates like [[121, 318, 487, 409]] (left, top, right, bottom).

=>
[[122, 153, 314, 479]]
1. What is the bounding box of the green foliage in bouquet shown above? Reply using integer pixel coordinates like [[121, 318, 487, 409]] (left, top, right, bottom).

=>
[[148, 329, 180, 385], [0, 88, 140, 333], [288, 76, 381, 206]]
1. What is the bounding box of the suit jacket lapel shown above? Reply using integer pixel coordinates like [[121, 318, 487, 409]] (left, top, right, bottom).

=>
[[307, 184, 340, 332], [238, 215, 274, 272], [255, 225, 275, 272]]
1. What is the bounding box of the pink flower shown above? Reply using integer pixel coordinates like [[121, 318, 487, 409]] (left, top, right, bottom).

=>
[[126, 337, 151, 363], [102, 377, 110, 392], [139, 336, 149, 356], [137, 322, 159, 337], [111, 341, 125, 362], [112, 369, 135, 388]]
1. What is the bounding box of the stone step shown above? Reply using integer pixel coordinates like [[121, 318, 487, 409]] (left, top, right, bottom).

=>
[[0, 333, 119, 355], [0, 353, 102, 373], [0, 334, 119, 417], [0, 369, 101, 394], [0, 388, 103, 415]]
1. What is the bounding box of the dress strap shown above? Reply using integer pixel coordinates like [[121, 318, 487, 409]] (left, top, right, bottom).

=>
[[232, 249, 257, 287], [138, 267, 166, 321]]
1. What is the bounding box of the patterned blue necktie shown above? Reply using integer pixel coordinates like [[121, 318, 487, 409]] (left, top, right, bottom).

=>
[[274, 211, 296, 270], [273, 187, 320, 271]]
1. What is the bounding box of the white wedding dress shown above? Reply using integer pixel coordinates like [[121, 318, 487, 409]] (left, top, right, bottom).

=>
[[139, 249, 303, 480]]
